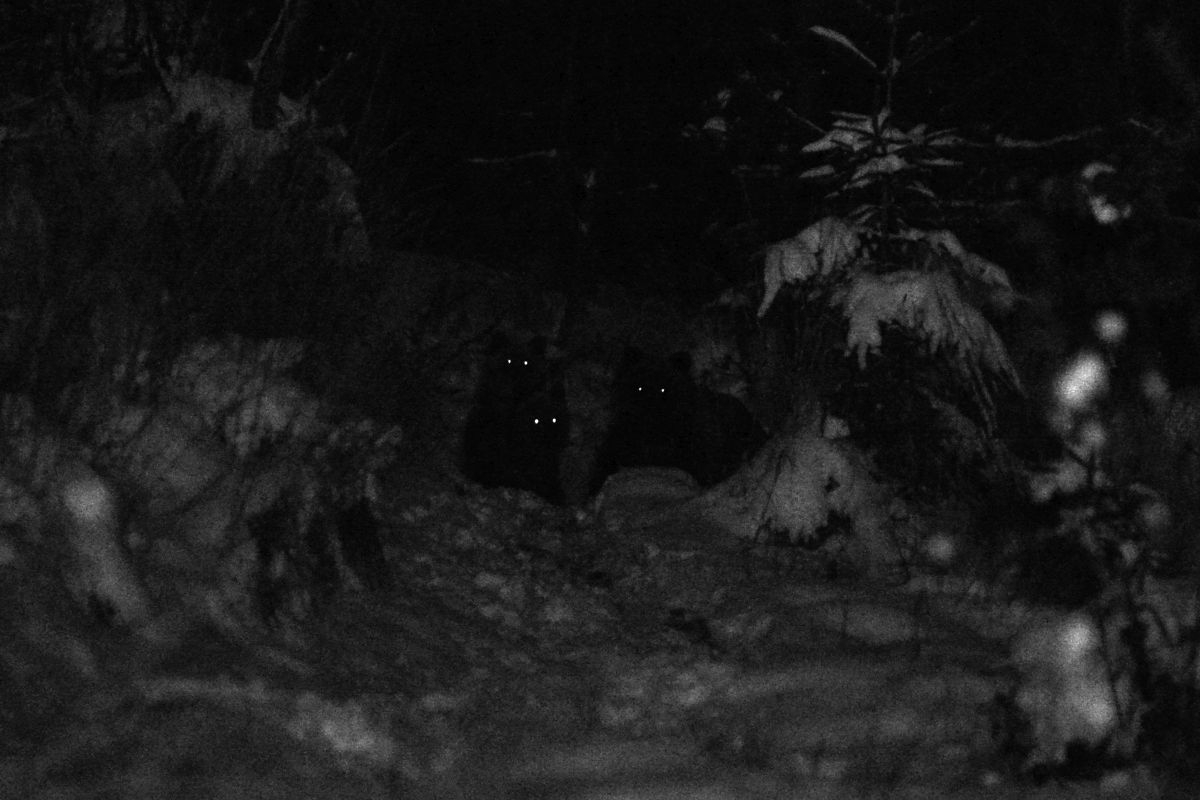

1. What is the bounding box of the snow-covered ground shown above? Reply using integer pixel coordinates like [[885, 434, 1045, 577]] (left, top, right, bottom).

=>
[[1, 460, 1187, 799]]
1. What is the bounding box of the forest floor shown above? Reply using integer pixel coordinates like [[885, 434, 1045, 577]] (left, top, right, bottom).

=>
[[1, 462, 1190, 799]]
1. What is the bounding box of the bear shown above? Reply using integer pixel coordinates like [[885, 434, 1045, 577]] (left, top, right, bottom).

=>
[[595, 347, 694, 480], [595, 347, 765, 489], [462, 388, 569, 503], [461, 331, 570, 502]]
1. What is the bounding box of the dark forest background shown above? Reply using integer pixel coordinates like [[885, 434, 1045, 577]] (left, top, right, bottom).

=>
[[3, 0, 1200, 441], [5, 0, 1198, 298]]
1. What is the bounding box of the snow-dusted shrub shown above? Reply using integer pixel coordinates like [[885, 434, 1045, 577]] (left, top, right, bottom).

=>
[[0, 394, 153, 627], [1010, 612, 1140, 770], [33, 330, 401, 627], [1004, 309, 1200, 776], [166, 335, 319, 457], [1004, 567, 1200, 775]]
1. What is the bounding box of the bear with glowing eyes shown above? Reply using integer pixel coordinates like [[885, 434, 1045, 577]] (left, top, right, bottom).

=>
[[461, 332, 569, 502], [462, 389, 568, 503], [477, 332, 559, 406], [596, 347, 693, 480], [596, 348, 765, 489]]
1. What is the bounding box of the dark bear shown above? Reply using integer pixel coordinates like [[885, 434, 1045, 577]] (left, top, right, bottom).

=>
[[596, 347, 694, 480], [462, 388, 569, 502], [463, 333, 569, 502], [596, 348, 764, 488]]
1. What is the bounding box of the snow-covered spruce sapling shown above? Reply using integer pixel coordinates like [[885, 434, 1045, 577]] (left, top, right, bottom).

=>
[[749, 7, 1021, 437], [691, 7, 1023, 571], [691, 0, 976, 242], [746, 216, 1021, 573]]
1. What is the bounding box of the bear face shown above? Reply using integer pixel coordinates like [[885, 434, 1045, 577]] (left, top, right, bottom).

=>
[[596, 348, 765, 489], [462, 388, 569, 503], [478, 332, 561, 407], [597, 348, 694, 478], [461, 330, 570, 502]]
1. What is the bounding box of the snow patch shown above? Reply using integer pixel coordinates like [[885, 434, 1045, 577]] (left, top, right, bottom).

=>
[[54, 463, 152, 626]]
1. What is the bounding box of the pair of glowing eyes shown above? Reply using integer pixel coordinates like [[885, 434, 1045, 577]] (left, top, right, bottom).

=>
[[636, 385, 667, 395], [502, 357, 556, 426]]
